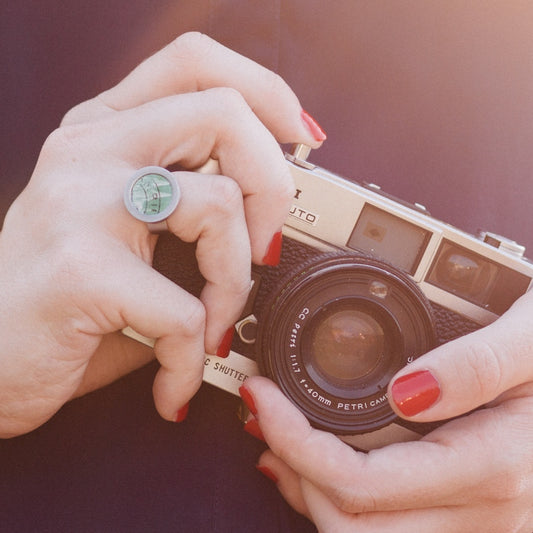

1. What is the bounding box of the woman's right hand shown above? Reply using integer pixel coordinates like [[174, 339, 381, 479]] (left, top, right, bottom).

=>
[[0, 32, 325, 437]]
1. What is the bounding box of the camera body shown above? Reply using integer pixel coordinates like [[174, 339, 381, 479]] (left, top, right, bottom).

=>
[[145, 145, 533, 450]]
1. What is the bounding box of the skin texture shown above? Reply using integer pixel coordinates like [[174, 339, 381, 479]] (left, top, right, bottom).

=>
[[0, 32, 322, 437], [244, 289, 533, 531]]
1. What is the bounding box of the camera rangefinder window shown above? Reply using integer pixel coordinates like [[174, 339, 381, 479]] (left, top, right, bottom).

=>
[[427, 240, 531, 314], [347, 203, 431, 274]]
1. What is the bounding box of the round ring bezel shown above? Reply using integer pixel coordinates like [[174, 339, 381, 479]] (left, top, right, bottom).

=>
[[123, 166, 181, 224]]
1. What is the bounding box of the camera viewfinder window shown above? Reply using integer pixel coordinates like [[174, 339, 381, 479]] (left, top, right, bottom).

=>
[[347, 204, 431, 274], [427, 240, 531, 314]]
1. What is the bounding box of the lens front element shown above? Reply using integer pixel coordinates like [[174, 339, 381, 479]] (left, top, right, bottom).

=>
[[311, 308, 385, 382]]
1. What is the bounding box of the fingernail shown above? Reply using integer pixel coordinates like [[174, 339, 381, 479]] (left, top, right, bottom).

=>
[[301, 109, 327, 142], [244, 417, 265, 442], [175, 403, 190, 423], [216, 327, 234, 358], [256, 464, 278, 483], [391, 370, 441, 417], [239, 385, 258, 416], [262, 231, 283, 266]]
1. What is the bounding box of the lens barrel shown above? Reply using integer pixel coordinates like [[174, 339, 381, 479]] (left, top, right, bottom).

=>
[[257, 253, 436, 435]]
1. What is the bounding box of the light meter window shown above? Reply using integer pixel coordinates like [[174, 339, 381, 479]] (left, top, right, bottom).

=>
[[347, 204, 431, 274]]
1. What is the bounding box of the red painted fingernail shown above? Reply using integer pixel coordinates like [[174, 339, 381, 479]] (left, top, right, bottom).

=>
[[256, 464, 278, 483], [239, 385, 258, 416], [263, 231, 283, 266], [391, 370, 441, 417], [301, 109, 327, 142], [175, 403, 190, 423], [216, 327, 234, 358], [244, 417, 265, 442]]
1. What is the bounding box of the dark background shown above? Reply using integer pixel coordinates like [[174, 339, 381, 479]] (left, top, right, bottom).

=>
[[1, 2, 532, 531]]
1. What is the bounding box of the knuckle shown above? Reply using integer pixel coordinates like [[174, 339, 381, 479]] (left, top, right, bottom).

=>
[[33, 185, 70, 220], [48, 236, 93, 289], [487, 472, 527, 505], [41, 127, 73, 155], [168, 32, 216, 68], [255, 168, 296, 216], [61, 97, 113, 126], [60, 101, 91, 126], [208, 86, 248, 115], [39, 125, 92, 176], [484, 453, 527, 503], [224, 274, 253, 307], [43, 123, 88, 153], [462, 340, 505, 400], [60, 104, 81, 127], [205, 176, 243, 215], [329, 483, 378, 514], [493, 473, 527, 503], [272, 172, 297, 205], [178, 300, 206, 339], [195, 87, 252, 138]]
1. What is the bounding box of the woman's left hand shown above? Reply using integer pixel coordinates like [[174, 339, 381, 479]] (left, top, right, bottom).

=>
[[0, 34, 324, 437], [242, 290, 533, 532]]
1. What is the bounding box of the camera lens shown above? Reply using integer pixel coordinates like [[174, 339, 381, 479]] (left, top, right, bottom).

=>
[[257, 252, 435, 435], [310, 307, 385, 382]]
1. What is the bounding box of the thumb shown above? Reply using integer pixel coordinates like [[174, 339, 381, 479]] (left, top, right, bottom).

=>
[[388, 292, 533, 421]]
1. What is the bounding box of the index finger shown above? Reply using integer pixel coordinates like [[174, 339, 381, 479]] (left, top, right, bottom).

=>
[[243, 377, 523, 514], [62, 32, 326, 147]]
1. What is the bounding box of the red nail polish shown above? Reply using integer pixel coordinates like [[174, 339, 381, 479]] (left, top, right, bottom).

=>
[[175, 403, 190, 423], [391, 370, 440, 417], [256, 464, 278, 483], [216, 327, 234, 358], [301, 109, 327, 142], [263, 231, 282, 266], [239, 385, 258, 416], [244, 417, 265, 442]]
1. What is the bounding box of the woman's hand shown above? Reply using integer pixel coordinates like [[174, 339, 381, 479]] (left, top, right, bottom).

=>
[[0, 33, 325, 438], [243, 290, 533, 532]]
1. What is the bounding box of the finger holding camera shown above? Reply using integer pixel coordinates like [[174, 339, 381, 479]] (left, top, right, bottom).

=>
[[245, 289, 533, 531], [0, 35, 325, 437], [386, 289, 533, 422], [245, 329, 533, 533]]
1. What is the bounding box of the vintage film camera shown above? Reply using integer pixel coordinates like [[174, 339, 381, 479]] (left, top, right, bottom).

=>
[[124, 144, 533, 451]]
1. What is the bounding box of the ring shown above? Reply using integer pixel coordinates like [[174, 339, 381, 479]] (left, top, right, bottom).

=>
[[123, 166, 181, 233]]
